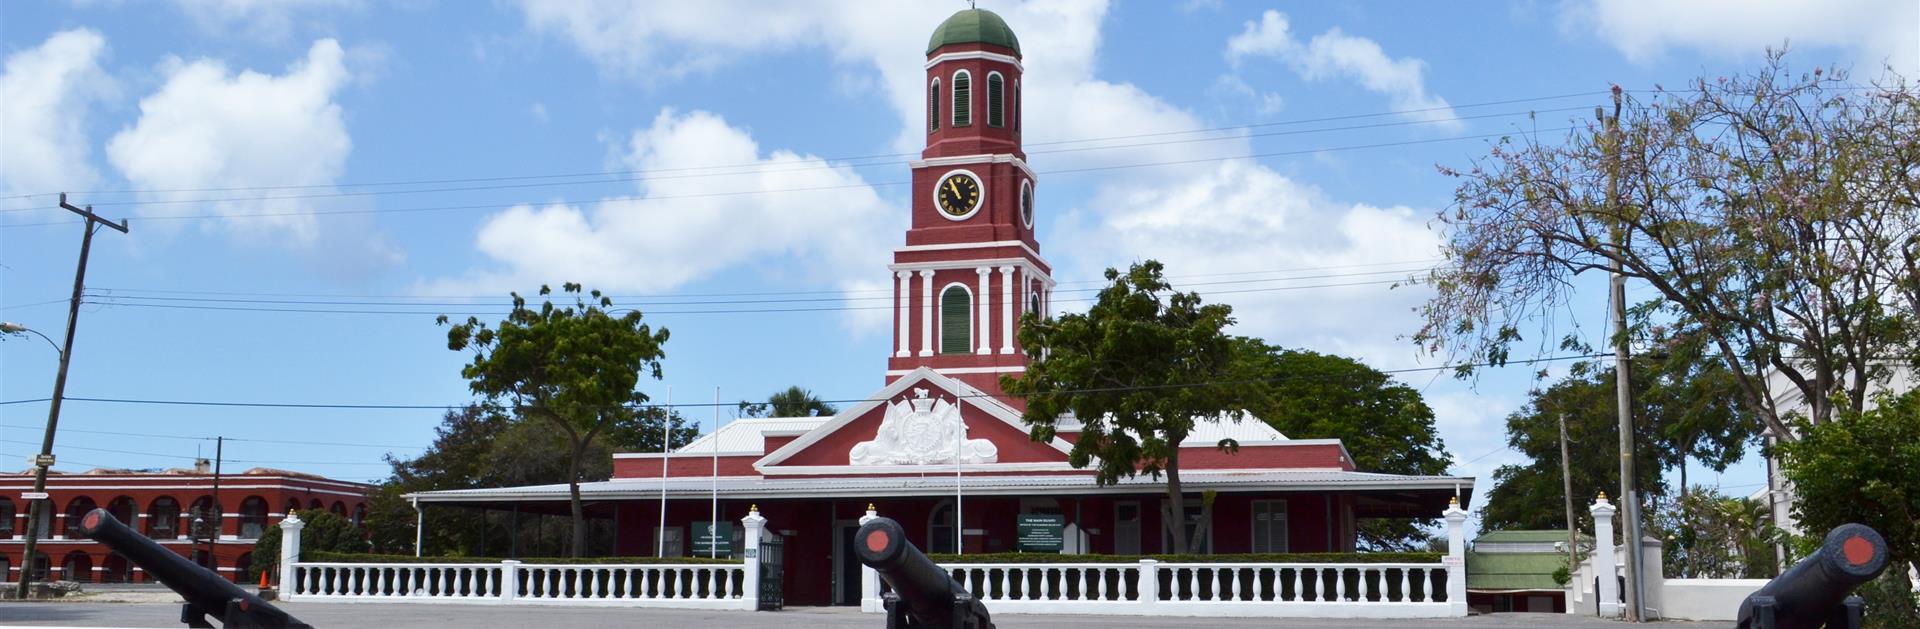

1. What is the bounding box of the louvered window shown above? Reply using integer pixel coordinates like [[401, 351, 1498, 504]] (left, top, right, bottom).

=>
[[952, 71, 972, 127], [940, 285, 971, 354], [1013, 81, 1021, 132], [987, 73, 1004, 127], [929, 79, 940, 133]]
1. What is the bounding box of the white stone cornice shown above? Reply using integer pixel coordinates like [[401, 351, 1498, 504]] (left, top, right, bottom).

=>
[[910, 154, 1037, 184], [924, 51, 1023, 72]]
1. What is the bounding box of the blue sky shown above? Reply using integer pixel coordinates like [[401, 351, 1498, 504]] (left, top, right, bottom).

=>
[[3, 1, 1915, 531]]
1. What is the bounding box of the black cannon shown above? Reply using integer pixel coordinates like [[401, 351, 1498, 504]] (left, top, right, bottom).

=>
[[854, 517, 994, 629], [1737, 523, 1889, 629], [76, 508, 312, 629]]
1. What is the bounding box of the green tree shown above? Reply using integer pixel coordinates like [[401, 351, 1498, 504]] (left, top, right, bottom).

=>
[[439, 283, 671, 557], [1002, 261, 1246, 554], [738, 386, 838, 418], [1778, 388, 1920, 627], [1416, 53, 1920, 443], [251, 509, 363, 582], [1229, 339, 1451, 549], [1647, 487, 1779, 579]]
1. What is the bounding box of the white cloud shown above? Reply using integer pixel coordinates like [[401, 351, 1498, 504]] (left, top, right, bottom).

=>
[[0, 29, 114, 198], [1562, 0, 1918, 75], [426, 109, 900, 331], [171, 0, 360, 41], [106, 39, 367, 254], [1226, 10, 1460, 128]]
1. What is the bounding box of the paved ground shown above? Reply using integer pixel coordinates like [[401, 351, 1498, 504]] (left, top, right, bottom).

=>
[[0, 600, 1729, 629]]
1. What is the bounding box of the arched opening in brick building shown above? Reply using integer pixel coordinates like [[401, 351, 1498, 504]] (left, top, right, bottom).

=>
[[60, 550, 92, 583], [106, 495, 136, 527], [239, 496, 268, 539], [102, 552, 134, 583], [308, 498, 323, 510], [146, 496, 180, 539], [63, 496, 98, 538], [28, 551, 50, 581], [329, 501, 346, 517], [0, 498, 13, 538], [234, 552, 253, 584], [188, 497, 222, 541]]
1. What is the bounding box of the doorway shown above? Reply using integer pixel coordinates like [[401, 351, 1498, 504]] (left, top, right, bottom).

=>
[[1114, 500, 1141, 555], [831, 520, 862, 605]]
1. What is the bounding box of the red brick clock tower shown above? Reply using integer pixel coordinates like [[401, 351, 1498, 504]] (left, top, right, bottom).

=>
[[887, 8, 1053, 399]]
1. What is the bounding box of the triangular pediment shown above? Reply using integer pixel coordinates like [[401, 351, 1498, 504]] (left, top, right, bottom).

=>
[[755, 368, 1072, 473]]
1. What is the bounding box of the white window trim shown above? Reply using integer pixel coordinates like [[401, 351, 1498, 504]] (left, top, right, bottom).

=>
[[928, 78, 940, 133], [931, 168, 985, 221], [1013, 79, 1020, 133], [1019, 179, 1034, 229], [937, 282, 975, 355], [951, 69, 972, 128], [986, 71, 1005, 128]]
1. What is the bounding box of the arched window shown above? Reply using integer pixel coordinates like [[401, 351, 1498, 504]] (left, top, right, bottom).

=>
[[63, 496, 98, 538], [106, 496, 136, 527], [309, 498, 323, 510], [928, 79, 941, 133], [951, 70, 972, 127], [102, 552, 133, 583], [1014, 80, 1021, 132], [329, 501, 347, 517], [1030, 291, 1042, 319], [188, 497, 221, 540], [285, 497, 301, 516], [986, 72, 1005, 128], [352, 503, 367, 527], [29, 552, 49, 581], [0, 498, 13, 537], [939, 284, 972, 354], [29, 504, 51, 540], [239, 497, 268, 539], [61, 550, 93, 583], [147, 497, 180, 539], [234, 552, 253, 584], [928, 501, 957, 554]]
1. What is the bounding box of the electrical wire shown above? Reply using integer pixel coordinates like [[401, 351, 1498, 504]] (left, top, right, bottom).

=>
[[0, 423, 424, 450]]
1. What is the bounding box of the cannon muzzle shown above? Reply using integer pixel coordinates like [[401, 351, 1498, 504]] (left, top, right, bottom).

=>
[[855, 517, 993, 629], [1736, 523, 1888, 629], [77, 508, 311, 628]]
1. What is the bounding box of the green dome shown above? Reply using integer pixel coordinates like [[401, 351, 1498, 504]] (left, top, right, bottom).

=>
[[927, 9, 1021, 56]]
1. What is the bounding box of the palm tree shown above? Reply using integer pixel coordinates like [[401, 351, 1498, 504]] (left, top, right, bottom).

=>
[[740, 386, 838, 418]]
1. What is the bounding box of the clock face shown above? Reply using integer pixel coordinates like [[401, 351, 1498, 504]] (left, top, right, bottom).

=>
[[937, 172, 982, 218], [1020, 181, 1034, 228]]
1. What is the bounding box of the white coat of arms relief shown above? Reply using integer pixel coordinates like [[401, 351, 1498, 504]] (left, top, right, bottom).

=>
[[849, 388, 999, 465]]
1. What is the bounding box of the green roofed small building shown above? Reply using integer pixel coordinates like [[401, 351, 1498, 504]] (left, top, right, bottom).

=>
[[1466, 530, 1591, 614]]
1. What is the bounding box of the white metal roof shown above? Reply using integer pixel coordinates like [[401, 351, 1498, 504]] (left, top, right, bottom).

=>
[[671, 417, 831, 455], [1056, 411, 1289, 446], [407, 469, 1473, 503]]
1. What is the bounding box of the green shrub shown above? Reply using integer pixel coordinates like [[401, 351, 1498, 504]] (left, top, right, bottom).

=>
[[251, 509, 367, 581]]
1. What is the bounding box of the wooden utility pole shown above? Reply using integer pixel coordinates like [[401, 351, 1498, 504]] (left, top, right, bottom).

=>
[[1601, 88, 1648, 622], [1559, 413, 1578, 579], [14, 194, 128, 599]]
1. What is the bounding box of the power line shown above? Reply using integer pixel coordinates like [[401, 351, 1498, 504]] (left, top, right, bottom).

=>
[[0, 352, 1609, 411], [1, 126, 1576, 228], [0, 423, 424, 450], [0, 439, 391, 467], [0, 92, 1607, 203]]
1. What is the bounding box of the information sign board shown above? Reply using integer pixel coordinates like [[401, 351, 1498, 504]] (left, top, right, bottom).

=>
[[1015, 514, 1065, 552], [692, 521, 735, 558]]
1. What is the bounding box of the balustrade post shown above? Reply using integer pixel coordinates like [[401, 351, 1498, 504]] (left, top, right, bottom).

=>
[[1589, 493, 1620, 617], [742, 506, 766, 609], [858, 504, 883, 612], [500, 560, 520, 603], [1444, 496, 1470, 617], [278, 513, 304, 596], [1136, 559, 1158, 607]]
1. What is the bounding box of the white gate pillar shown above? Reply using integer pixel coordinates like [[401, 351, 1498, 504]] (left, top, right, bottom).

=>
[[859, 504, 883, 612], [1590, 493, 1621, 617], [742, 506, 767, 610], [1443, 497, 1469, 616], [278, 513, 304, 595]]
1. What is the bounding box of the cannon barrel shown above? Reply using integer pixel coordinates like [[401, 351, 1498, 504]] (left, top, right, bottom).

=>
[[1736, 523, 1888, 629], [76, 508, 309, 628], [855, 517, 993, 629]]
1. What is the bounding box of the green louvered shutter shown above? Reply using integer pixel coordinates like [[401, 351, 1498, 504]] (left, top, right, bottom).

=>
[[929, 81, 940, 133], [987, 74, 1004, 127], [953, 72, 972, 127], [940, 286, 971, 354]]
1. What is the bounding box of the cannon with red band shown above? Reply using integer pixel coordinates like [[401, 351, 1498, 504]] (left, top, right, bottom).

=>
[[1736, 523, 1889, 629], [75, 508, 312, 629], [855, 516, 994, 629]]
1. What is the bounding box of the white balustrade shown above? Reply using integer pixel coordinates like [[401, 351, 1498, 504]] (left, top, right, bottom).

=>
[[286, 560, 751, 609], [909, 560, 1457, 618]]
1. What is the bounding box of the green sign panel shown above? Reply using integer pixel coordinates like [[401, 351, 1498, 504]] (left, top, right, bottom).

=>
[[1015, 514, 1064, 552], [692, 521, 735, 558]]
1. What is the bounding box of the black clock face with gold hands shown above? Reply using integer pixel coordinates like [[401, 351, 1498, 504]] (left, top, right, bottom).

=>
[[937, 173, 981, 217]]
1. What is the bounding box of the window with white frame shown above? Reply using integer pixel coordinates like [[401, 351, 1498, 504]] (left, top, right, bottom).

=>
[[952, 70, 972, 127]]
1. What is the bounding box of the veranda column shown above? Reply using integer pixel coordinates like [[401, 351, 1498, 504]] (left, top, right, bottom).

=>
[[1443, 497, 1469, 617], [896, 271, 911, 357], [1590, 493, 1620, 617], [975, 267, 992, 354], [278, 513, 304, 595], [741, 506, 766, 611], [918, 270, 935, 357], [859, 504, 882, 613], [998, 266, 1015, 354]]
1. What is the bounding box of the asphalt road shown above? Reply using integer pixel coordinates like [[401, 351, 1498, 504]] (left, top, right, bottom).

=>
[[0, 601, 1727, 628]]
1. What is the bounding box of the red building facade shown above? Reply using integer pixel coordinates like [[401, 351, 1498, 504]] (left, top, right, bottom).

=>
[[1, 466, 370, 584], [411, 8, 1473, 608]]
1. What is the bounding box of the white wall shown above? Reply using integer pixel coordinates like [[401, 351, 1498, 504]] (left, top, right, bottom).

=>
[[1658, 579, 1767, 621]]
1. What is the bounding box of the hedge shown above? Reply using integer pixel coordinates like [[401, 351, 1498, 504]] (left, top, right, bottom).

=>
[[307, 552, 741, 565], [924, 552, 1443, 564]]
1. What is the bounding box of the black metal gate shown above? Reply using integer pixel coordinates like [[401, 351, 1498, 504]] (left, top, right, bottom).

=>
[[758, 535, 785, 610]]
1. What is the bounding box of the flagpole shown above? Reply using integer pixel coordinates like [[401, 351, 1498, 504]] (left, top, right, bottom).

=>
[[710, 386, 721, 558], [657, 386, 671, 557], [954, 394, 964, 555]]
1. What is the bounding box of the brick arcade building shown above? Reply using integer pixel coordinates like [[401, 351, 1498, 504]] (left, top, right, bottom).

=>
[[1, 465, 370, 584], [411, 8, 1474, 608]]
